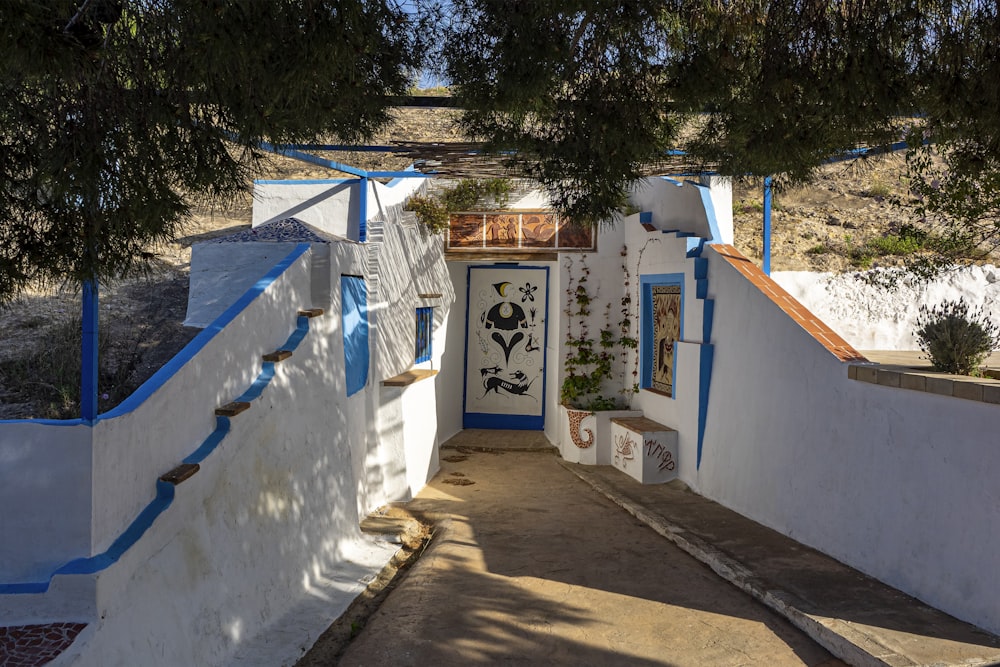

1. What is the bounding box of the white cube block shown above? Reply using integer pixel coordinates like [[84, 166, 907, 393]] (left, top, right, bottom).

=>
[[609, 417, 678, 484]]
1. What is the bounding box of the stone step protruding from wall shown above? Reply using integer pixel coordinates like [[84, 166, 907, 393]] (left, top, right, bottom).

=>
[[609, 417, 679, 485], [262, 350, 293, 363], [215, 401, 251, 417], [159, 463, 200, 486], [297, 308, 324, 318]]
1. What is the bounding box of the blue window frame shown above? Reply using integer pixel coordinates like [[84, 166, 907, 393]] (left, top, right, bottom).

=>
[[341, 276, 369, 397], [415, 307, 433, 363]]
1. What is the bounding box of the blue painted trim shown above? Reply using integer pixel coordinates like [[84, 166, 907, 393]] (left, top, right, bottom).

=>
[[685, 238, 706, 258], [0, 417, 86, 426], [639, 211, 652, 224], [696, 344, 715, 470], [463, 412, 544, 430], [183, 416, 231, 465], [693, 258, 708, 280], [277, 144, 406, 153], [81, 280, 98, 423], [763, 176, 773, 276], [823, 140, 911, 165], [689, 180, 723, 244], [385, 166, 419, 188], [702, 299, 715, 343], [98, 244, 311, 421], [341, 276, 370, 397], [367, 171, 431, 179], [358, 177, 368, 243], [254, 178, 355, 186], [258, 141, 367, 178], [0, 479, 176, 593], [461, 265, 473, 423], [0, 298, 318, 594], [56, 479, 177, 576], [0, 244, 311, 426], [640, 273, 685, 394]]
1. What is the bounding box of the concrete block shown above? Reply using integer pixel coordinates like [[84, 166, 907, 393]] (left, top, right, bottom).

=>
[[926, 377, 954, 396], [853, 366, 879, 384], [610, 418, 678, 484], [877, 369, 902, 387], [953, 381, 984, 402], [900, 373, 927, 392]]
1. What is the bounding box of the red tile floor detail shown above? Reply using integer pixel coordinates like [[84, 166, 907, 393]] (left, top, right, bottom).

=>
[[0, 623, 87, 667]]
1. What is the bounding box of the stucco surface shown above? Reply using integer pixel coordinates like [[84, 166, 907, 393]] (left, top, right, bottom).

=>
[[695, 246, 1000, 635]]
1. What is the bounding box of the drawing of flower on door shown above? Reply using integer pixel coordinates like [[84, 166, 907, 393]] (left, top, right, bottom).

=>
[[464, 266, 548, 429]]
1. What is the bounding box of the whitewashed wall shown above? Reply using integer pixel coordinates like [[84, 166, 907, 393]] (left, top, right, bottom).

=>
[[252, 177, 426, 242], [0, 198, 457, 664], [371, 217, 456, 383], [69, 241, 393, 665], [620, 221, 713, 481], [90, 249, 315, 553], [774, 265, 1000, 350], [690, 248, 1000, 635], [0, 423, 93, 583]]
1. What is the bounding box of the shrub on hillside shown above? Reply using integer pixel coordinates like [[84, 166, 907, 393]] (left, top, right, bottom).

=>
[[915, 298, 999, 376]]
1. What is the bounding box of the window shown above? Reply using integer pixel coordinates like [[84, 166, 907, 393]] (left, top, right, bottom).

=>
[[415, 307, 433, 363], [641, 274, 684, 397]]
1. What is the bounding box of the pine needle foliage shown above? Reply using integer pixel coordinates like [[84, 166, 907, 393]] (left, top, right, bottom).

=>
[[0, 0, 431, 299]]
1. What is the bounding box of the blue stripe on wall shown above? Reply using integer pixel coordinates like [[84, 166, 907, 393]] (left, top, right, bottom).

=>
[[341, 276, 370, 396]]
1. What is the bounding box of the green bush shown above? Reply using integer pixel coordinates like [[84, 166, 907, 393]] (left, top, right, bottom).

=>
[[403, 194, 449, 234], [915, 298, 999, 375], [867, 224, 928, 256], [405, 178, 512, 234]]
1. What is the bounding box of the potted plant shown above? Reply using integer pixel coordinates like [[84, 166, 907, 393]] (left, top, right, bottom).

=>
[[559, 252, 641, 464]]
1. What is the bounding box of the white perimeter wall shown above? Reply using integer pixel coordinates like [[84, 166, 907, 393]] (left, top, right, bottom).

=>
[[690, 248, 1000, 635], [0, 423, 93, 582], [774, 265, 1000, 350]]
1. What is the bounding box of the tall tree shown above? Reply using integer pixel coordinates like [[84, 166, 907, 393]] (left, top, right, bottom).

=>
[[0, 0, 429, 298], [903, 1, 1000, 266], [442, 1, 957, 225]]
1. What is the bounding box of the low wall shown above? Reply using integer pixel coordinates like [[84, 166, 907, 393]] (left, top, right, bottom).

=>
[[0, 423, 93, 583], [694, 245, 1000, 635]]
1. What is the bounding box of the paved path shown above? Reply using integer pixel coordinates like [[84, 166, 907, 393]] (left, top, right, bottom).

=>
[[336, 441, 843, 666]]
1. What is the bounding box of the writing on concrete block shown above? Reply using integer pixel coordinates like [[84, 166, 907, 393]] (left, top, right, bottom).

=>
[[645, 438, 676, 472]]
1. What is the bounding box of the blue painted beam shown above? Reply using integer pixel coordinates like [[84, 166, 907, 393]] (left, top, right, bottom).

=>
[[81, 279, 98, 422], [257, 141, 368, 178], [366, 171, 432, 179], [280, 144, 408, 153], [763, 176, 773, 276]]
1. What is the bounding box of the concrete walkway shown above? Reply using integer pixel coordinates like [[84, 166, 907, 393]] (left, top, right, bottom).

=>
[[330, 431, 840, 666], [328, 430, 1000, 666]]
